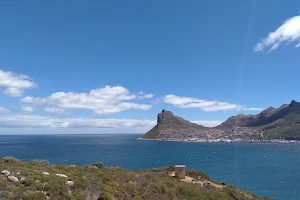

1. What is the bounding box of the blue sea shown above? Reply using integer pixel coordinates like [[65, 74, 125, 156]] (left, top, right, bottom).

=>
[[0, 134, 300, 200]]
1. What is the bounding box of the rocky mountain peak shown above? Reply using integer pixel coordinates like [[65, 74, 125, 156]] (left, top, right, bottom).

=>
[[259, 106, 277, 116], [289, 100, 300, 108], [157, 109, 173, 123]]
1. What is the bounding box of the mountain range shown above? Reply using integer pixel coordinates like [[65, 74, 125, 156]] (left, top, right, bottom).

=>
[[143, 100, 300, 140]]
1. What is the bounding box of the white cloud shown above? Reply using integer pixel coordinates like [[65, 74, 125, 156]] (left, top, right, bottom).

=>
[[138, 93, 154, 99], [192, 120, 224, 127], [3, 87, 23, 97], [21, 96, 46, 105], [44, 107, 65, 113], [163, 95, 242, 112], [163, 95, 262, 112], [0, 114, 156, 130], [254, 15, 300, 52], [21, 86, 152, 115], [0, 70, 37, 97], [0, 107, 10, 114], [21, 105, 34, 113]]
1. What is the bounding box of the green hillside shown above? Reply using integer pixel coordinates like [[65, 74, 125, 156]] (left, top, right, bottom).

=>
[[0, 157, 270, 200]]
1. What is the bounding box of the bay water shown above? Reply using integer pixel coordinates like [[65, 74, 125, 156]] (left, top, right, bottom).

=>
[[0, 134, 299, 200]]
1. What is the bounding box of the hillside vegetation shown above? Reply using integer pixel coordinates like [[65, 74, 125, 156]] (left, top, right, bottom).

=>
[[0, 157, 270, 200]]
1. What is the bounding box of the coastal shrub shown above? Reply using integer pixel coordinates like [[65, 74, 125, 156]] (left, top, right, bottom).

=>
[[3, 156, 19, 163], [186, 170, 211, 181], [170, 190, 177, 199], [131, 196, 142, 200], [141, 181, 148, 188], [159, 184, 167, 194], [92, 162, 105, 168], [74, 193, 86, 200], [165, 179, 175, 187], [0, 158, 271, 200], [101, 183, 115, 194], [99, 192, 115, 200], [22, 190, 47, 200], [110, 166, 123, 170], [31, 160, 50, 166], [223, 185, 251, 200]]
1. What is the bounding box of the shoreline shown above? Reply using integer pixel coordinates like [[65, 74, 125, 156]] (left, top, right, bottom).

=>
[[138, 138, 300, 144]]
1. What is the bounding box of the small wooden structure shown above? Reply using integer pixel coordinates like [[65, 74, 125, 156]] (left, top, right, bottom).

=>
[[175, 165, 186, 179]]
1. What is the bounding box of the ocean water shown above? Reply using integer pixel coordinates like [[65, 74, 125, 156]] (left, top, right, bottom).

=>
[[0, 134, 299, 200]]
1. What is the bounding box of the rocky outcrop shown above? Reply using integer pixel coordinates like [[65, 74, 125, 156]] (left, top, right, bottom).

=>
[[1, 170, 10, 177], [56, 174, 68, 178], [7, 175, 19, 182], [66, 180, 74, 187]]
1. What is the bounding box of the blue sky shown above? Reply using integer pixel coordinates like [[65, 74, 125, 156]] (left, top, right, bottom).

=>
[[0, 0, 300, 133]]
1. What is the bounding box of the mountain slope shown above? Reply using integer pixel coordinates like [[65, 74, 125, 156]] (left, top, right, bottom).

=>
[[218, 100, 300, 139]]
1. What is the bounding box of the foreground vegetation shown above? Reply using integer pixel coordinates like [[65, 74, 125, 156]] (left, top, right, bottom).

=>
[[0, 156, 271, 200]]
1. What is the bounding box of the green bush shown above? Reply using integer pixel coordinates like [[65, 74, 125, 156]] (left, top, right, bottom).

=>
[[2, 156, 19, 163], [186, 170, 211, 181], [21, 178, 35, 187], [99, 192, 115, 200], [31, 160, 50, 166], [153, 184, 167, 194]]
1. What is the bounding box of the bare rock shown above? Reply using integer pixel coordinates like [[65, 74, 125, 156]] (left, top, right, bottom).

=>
[[65, 180, 74, 187], [42, 172, 50, 175], [1, 170, 10, 177], [7, 175, 19, 183], [56, 174, 67, 178]]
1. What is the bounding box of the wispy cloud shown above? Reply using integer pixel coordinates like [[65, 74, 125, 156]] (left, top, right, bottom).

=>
[[21, 86, 152, 115], [254, 15, 300, 52], [0, 70, 37, 97], [163, 95, 262, 112], [21, 105, 34, 113], [138, 93, 154, 99]]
